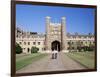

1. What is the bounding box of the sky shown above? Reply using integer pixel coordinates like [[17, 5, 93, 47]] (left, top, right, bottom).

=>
[[16, 4, 95, 34]]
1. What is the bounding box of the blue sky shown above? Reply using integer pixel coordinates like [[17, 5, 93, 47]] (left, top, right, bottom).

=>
[[16, 4, 95, 34]]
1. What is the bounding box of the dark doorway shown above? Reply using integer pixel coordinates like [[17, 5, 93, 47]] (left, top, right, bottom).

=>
[[27, 48, 30, 52], [51, 41, 60, 52]]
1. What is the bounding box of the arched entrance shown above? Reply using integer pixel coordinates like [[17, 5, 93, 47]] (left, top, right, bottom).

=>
[[27, 48, 30, 53], [51, 41, 60, 52]]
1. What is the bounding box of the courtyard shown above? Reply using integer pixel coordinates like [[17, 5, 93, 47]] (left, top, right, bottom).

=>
[[16, 51, 95, 73]]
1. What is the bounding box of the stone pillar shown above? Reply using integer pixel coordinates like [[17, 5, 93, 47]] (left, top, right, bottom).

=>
[[61, 17, 68, 52], [45, 16, 51, 53]]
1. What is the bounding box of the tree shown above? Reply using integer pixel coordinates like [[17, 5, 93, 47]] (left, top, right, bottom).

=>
[[68, 41, 72, 51], [88, 44, 94, 51], [76, 41, 82, 51], [31, 46, 39, 53], [16, 43, 22, 54], [82, 46, 88, 51]]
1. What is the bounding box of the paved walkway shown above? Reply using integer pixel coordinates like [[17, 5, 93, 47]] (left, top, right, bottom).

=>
[[16, 52, 87, 73]]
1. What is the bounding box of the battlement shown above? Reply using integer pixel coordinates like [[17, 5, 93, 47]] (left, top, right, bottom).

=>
[[50, 23, 61, 26]]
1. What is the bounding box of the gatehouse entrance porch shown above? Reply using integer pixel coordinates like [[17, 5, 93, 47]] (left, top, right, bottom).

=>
[[51, 41, 61, 52]]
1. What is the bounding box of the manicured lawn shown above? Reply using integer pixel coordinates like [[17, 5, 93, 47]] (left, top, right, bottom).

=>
[[16, 53, 48, 71], [66, 51, 95, 69]]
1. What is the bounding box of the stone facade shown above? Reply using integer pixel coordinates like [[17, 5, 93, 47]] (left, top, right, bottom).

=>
[[16, 16, 95, 54], [45, 16, 67, 52]]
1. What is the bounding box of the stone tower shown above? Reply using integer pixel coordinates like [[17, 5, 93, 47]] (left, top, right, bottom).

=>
[[45, 16, 51, 52], [45, 16, 67, 53], [61, 17, 67, 52]]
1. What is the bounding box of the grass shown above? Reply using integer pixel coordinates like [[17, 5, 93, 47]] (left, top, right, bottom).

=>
[[66, 51, 95, 69], [16, 53, 47, 71]]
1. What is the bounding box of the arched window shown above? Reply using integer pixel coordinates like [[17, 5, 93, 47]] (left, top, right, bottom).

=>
[[72, 47, 74, 49], [81, 41, 83, 44], [19, 42, 22, 45], [24, 42, 26, 45], [68, 42, 70, 45], [71, 42, 74, 44], [28, 42, 30, 45], [38, 42, 40, 45], [33, 42, 36, 45]]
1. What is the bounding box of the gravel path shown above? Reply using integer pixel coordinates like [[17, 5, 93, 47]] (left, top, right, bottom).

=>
[[16, 52, 87, 73]]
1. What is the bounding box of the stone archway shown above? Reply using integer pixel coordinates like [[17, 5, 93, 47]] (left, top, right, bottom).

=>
[[51, 41, 61, 52], [27, 48, 30, 53]]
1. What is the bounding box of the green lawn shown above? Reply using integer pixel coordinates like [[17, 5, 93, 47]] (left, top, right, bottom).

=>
[[16, 53, 47, 71], [66, 51, 95, 69]]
